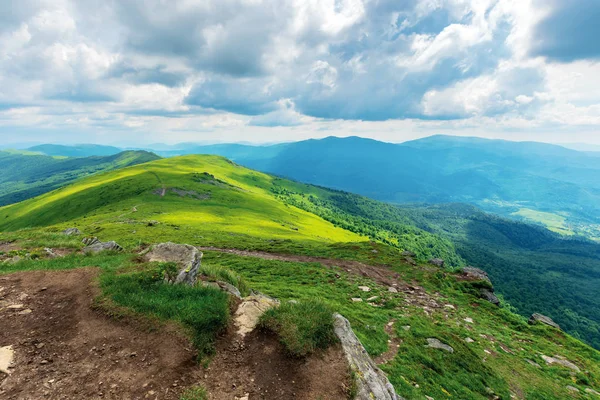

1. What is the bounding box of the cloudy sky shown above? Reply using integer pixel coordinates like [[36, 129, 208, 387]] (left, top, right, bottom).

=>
[[1, 0, 599, 146]]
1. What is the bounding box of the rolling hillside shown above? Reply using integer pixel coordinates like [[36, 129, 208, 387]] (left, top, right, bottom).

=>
[[0, 150, 160, 206], [27, 144, 123, 157], [159, 136, 600, 238], [1, 154, 600, 399]]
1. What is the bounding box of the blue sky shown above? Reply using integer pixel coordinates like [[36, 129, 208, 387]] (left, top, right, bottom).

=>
[[1, 0, 599, 145]]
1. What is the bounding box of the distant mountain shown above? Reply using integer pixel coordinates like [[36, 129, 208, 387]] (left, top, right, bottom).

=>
[[173, 136, 600, 237], [27, 144, 123, 157], [0, 150, 160, 206]]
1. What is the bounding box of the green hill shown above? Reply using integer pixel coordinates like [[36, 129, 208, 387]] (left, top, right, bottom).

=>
[[0, 150, 160, 206], [1, 155, 600, 399]]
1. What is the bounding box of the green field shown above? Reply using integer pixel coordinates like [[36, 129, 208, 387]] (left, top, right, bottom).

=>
[[1, 155, 600, 399], [512, 208, 574, 236]]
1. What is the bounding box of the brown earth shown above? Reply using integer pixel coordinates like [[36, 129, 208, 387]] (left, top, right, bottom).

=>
[[200, 329, 349, 400], [0, 267, 350, 400]]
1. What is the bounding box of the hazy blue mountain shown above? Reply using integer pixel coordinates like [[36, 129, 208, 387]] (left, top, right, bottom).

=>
[[166, 135, 600, 236], [27, 144, 123, 157]]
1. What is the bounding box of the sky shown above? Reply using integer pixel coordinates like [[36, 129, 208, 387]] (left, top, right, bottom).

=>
[[1, 0, 600, 146]]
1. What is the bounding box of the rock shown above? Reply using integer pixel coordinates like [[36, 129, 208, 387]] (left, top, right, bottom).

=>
[[367, 296, 378, 302], [204, 280, 242, 299], [18, 309, 32, 315], [388, 287, 398, 293], [4, 256, 21, 265], [528, 313, 560, 330], [464, 337, 475, 343], [585, 388, 600, 396], [464, 317, 473, 324], [234, 294, 279, 337], [426, 338, 454, 353], [401, 251, 416, 257], [461, 266, 491, 283], [525, 359, 541, 368], [63, 228, 82, 235], [566, 386, 579, 393], [444, 304, 455, 310], [143, 243, 202, 285], [333, 314, 402, 400], [404, 257, 417, 266], [82, 237, 100, 246], [428, 258, 444, 268], [44, 248, 58, 258], [479, 288, 500, 306], [7, 304, 24, 310], [83, 240, 123, 254], [402, 326, 411, 331], [351, 298, 363, 302], [0, 345, 14, 375], [358, 286, 371, 292], [541, 355, 580, 372]]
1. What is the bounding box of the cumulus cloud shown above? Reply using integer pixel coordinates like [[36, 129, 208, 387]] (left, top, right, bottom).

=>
[[0, 0, 599, 144]]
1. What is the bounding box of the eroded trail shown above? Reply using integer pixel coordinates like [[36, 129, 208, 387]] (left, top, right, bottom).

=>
[[0, 268, 201, 400], [197, 246, 442, 309]]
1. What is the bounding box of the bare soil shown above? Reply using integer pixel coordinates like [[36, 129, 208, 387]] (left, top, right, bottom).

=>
[[0, 268, 350, 400]]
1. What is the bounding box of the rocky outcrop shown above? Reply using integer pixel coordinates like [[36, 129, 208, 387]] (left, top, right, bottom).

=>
[[401, 250, 416, 257], [333, 313, 402, 400], [83, 239, 123, 254], [460, 266, 500, 306], [142, 242, 202, 285], [479, 288, 500, 306], [461, 266, 491, 283], [63, 228, 82, 236], [428, 258, 444, 268], [529, 313, 560, 330]]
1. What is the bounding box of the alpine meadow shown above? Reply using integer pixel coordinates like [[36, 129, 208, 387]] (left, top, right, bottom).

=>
[[3, 1, 600, 399]]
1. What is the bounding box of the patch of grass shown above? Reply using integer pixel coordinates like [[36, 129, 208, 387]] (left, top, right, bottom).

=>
[[259, 300, 338, 357], [198, 263, 250, 296], [100, 264, 230, 357], [180, 385, 208, 400]]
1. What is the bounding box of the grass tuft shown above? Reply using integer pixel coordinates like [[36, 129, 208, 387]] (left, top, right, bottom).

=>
[[198, 263, 250, 296], [259, 299, 338, 357], [100, 264, 230, 357], [179, 385, 208, 400]]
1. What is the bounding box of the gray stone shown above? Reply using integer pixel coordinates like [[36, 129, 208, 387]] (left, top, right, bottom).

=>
[[428, 258, 445, 268], [479, 288, 500, 306], [83, 240, 123, 254], [63, 228, 82, 236], [529, 313, 560, 330], [235, 294, 279, 337], [143, 242, 202, 286], [585, 388, 600, 396], [566, 386, 579, 393], [388, 287, 398, 293], [541, 355, 580, 372], [426, 338, 454, 353], [214, 281, 242, 299], [333, 314, 402, 400], [464, 337, 475, 343], [461, 266, 491, 283], [82, 237, 100, 246], [401, 250, 416, 257]]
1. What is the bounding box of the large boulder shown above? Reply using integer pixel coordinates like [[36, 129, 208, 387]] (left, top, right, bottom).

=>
[[63, 228, 82, 236], [479, 288, 500, 306], [83, 240, 123, 254], [529, 313, 561, 330], [143, 242, 202, 285], [428, 258, 444, 268], [333, 314, 402, 400]]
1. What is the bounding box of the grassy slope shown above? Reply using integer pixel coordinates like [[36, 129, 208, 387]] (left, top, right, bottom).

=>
[[1, 155, 600, 399], [0, 155, 361, 247], [0, 150, 160, 206]]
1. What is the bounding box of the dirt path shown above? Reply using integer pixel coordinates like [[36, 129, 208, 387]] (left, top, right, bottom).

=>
[[0, 268, 201, 400], [200, 329, 349, 400]]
